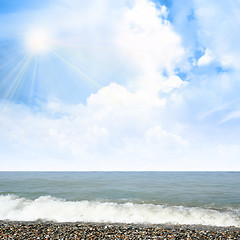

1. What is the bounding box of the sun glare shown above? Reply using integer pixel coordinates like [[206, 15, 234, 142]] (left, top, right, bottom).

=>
[[25, 30, 52, 54]]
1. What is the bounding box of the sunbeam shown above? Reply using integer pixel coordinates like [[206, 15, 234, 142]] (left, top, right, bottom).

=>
[[0, 32, 104, 105], [28, 56, 39, 104], [51, 49, 100, 88], [4, 54, 33, 101]]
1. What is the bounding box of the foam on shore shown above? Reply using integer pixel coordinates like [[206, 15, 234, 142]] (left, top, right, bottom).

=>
[[0, 195, 239, 227]]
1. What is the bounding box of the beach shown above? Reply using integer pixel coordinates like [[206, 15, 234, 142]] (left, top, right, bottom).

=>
[[1, 172, 240, 238], [1, 221, 240, 239]]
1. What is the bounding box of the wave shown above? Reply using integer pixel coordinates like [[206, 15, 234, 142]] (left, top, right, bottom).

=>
[[0, 195, 239, 227]]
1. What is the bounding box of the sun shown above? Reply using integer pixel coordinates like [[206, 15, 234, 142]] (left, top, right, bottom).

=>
[[25, 29, 52, 54]]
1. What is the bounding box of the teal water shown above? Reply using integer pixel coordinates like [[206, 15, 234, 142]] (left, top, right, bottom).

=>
[[0, 172, 239, 226]]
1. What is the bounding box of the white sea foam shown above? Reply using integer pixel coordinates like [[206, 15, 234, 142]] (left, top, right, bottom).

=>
[[0, 195, 239, 227]]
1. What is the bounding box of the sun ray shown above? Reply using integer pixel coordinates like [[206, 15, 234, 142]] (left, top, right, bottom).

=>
[[0, 53, 23, 71], [50, 49, 100, 88], [28, 55, 39, 104], [1, 54, 30, 91], [4, 54, 33, 101], [51, 39, 129, 84]]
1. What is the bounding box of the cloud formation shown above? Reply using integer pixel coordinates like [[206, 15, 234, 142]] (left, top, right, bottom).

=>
[[0, 0, 240, 170]]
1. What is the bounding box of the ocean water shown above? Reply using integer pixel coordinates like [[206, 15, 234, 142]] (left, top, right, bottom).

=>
[[0, 172, 239, 227]]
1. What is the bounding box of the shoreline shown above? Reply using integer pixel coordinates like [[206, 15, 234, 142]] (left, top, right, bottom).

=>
[[1, 221, 240, 239]]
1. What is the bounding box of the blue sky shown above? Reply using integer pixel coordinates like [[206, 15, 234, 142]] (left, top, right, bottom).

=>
[[0, 0, 240, 170]]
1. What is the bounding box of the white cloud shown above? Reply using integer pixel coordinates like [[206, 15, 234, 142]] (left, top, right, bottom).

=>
[[115, 0, 185, 91], [146, 125, 188, 146], [220, 110, 240, 124], [197, 49, 214, 66], [2, 76, 240, 171], [0, 76, 188, 170], [194, 0, 240, 69]]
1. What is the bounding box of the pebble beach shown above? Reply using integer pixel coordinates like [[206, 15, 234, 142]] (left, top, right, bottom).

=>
[[0, 221, 239, 239]]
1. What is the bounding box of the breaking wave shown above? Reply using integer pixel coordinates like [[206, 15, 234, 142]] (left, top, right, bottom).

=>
[[0, 195, 239, 227]]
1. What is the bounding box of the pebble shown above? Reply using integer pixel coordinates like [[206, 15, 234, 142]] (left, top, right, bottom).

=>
[[0, 221, 239, 239]]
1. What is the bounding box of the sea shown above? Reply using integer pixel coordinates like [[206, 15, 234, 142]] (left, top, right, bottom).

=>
[[0, 172, 239, 227]]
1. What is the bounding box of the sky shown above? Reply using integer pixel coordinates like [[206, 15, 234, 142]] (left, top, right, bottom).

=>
[[0, 0, 240, 170]]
